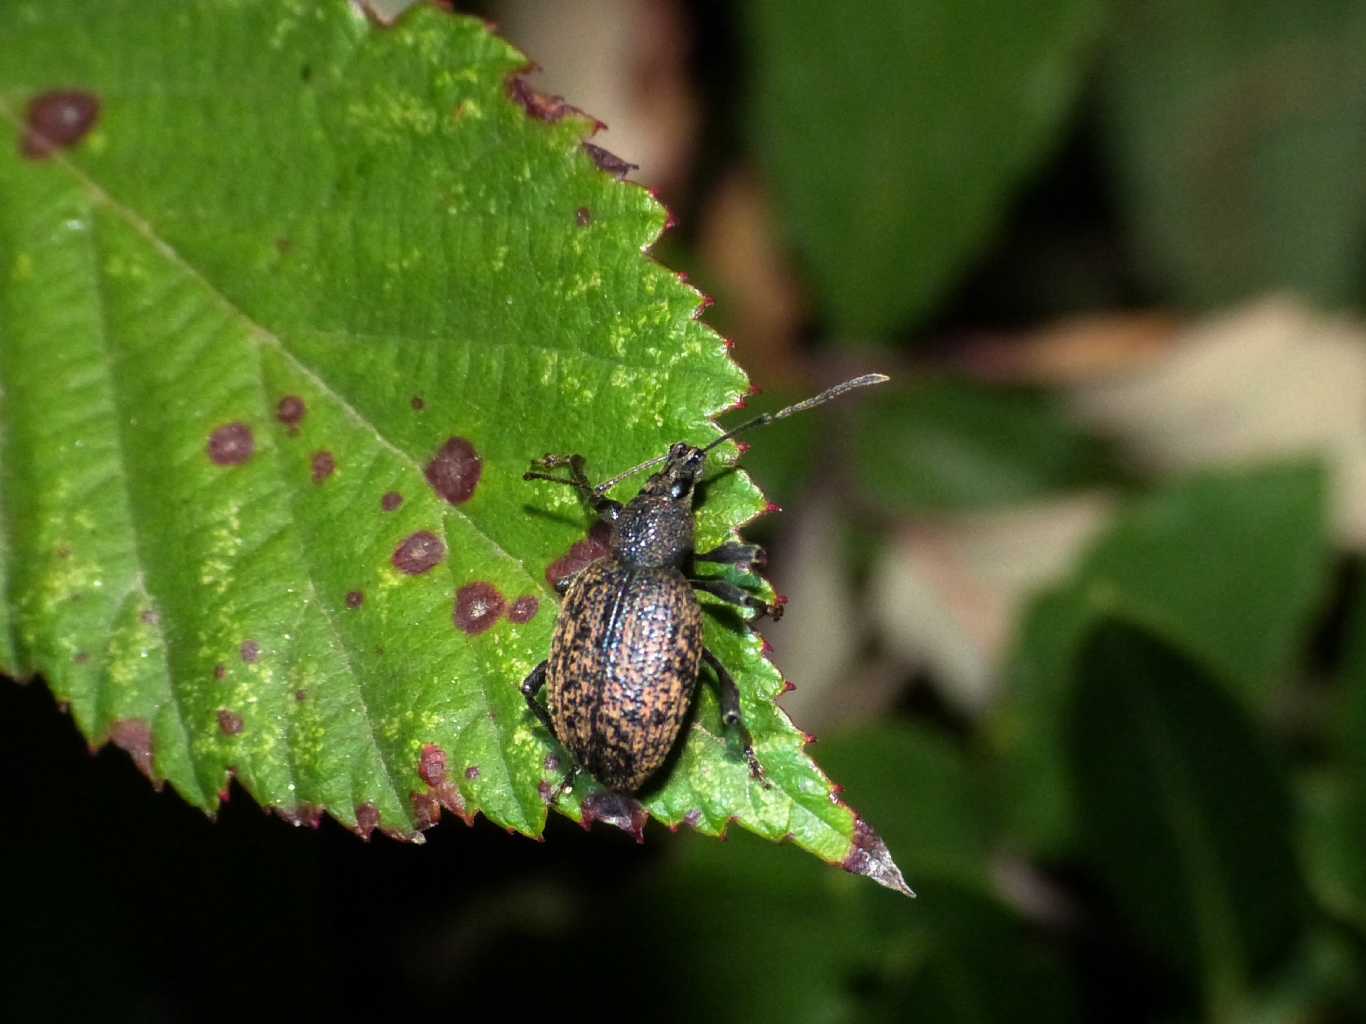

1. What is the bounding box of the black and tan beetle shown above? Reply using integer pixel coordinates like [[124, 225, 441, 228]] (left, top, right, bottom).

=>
[[520, 373, 888, 796]]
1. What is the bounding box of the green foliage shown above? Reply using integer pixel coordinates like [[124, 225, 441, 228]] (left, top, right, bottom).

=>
[[0, 0, 901, 884], [1070, 622, 1305, 1015], [990, 460, 1330, 852], [747, 0, 1101, 337], [642, 726, 1075, 1024], [851, 379, 1112, 513], [1101, 0, 1366, 308]]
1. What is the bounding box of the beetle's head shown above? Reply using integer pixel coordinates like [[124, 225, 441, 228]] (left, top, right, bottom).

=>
[[640, 442, 707, 504]]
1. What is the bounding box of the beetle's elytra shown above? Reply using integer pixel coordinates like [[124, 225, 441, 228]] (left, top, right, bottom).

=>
[[520, 373, 888, 797]]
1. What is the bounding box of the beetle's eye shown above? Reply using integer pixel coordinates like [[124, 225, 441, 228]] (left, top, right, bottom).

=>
[[670, 480, 690, 500], [669, 442, 688, 459]]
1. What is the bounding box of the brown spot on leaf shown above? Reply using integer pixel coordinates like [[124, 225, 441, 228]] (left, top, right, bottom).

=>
[[54, 545, 71, 559], [425, 436, 482, 504], [507, 76, 582, 123], [576, 206, 592, 227], [140, 608, 160, 625], [275, 237, 292, 254], [22, 90, 100, 159], [240, 639, 261, 663], [583, 142, 637, 179], [507, 596, 540, 624], [311, 450, 336, 484], [217, 709, 244, 735], [411, 791, 442, 829], [109, 719, 155, 782], [581, 791, 647, 843], [294, 689, 307, 702], [213, 663, 226, 680], [410, 395, 425, 411], [418, 744, 447, 787], [454, 582, 505, 634], [73, 652, 89, 665], [354, 803, 380, 839], [842, 818, 914, 897], [546, 520, 612, 588], [345, 590, 364, 609], [274, 804, 323, 829], [277, 395, 306, 431], [381, 491, 403, 512], [464, 765, 480, 781], [207, 422, 254, 466], [683, 809, 703, 829], [392, 531, 445, 575]]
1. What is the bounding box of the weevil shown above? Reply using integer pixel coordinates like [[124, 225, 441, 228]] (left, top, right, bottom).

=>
[[520, 373, 888, 796]]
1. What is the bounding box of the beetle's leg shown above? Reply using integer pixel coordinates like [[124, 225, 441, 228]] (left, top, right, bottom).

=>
[[553, 763, 582, 802], [701, 648, 769, 787], [524, 453, 622, 522], [520, 661, 557, 739], [521, 663, 585, 803], [689, 578, 784, 621], [694, 542, 767, 568]]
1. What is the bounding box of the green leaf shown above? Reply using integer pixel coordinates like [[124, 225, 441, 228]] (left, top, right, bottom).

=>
[[1101, 0, 1366, 308], [852, 379, 1114, 513], [989, 460, 1330, 852], [747, 0, 1101, 336], [1305, 576, 1366, 930], [1069, 621, 1305, 1014], [0, 1, 905, 889]]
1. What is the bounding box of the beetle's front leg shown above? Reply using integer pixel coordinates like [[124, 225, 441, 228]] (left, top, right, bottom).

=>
[[694, 542, 767, 568], [701, 648, 769, 787], [689, 578, 784, 620], [523, 453, 622, 522]]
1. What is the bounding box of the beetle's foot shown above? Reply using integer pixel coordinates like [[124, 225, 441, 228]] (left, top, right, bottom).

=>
[[744, 746, 770, 789], [763, 600, 784, 622], [550, 763, 582, 804]]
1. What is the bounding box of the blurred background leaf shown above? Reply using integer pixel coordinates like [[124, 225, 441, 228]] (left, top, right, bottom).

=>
[[747, 0, 1103, 337], [1100, 0, 1366, 309], [1069, 621, 1305, 1017]]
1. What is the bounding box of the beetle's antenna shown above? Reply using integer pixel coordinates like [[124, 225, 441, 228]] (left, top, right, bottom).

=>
[[587, 374, 887, 495], [702, 373, 889, 454], [592, 453, 670, 497]]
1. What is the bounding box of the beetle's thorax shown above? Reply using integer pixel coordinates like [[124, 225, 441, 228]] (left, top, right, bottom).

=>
[[610, 493, 694, 568]]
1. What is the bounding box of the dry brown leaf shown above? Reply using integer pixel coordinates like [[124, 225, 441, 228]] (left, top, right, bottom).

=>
[[869, 494, 1115, 713], [1067, 298, 1366, 546]]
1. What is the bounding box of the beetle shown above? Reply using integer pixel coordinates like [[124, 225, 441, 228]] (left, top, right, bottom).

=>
[[519, 373, 888, 797]]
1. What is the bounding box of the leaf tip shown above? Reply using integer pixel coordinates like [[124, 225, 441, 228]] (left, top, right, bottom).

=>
[[843, 817, 915, 898], [107, 718, 158, 786]]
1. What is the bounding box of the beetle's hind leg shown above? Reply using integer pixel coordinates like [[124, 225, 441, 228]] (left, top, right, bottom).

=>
[[701, 648, 770, 788], [690, 577, 784, 621], [520, 661, 584, 803]]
